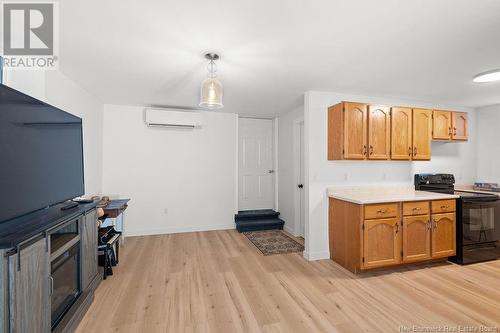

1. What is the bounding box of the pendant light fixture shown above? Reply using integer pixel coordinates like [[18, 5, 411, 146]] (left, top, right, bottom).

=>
[[199, 53, 223, 109]]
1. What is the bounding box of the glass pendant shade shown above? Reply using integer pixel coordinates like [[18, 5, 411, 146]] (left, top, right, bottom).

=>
[[199, 54, 223, 109], [199, 77, 223, 109]]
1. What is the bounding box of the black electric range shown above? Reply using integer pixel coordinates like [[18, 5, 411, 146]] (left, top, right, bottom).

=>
[[415, 174, 500, 264]]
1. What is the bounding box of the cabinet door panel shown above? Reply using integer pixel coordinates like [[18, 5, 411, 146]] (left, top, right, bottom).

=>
[[368, 105, 390, 160], [391, 107, 412, 160], [363, 218, 401, 269], [431, 213, 456, 258], [82, 209, 98, 290], [412, 109, 432, 160], [403, 216, 431, 263], [433, 110, 452, 140], [9, 238, 50, 333], [452, 112, 468, 140], [344, 102, 368, 159]]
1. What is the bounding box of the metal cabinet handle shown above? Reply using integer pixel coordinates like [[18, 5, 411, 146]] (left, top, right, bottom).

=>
[[440, 205, 448, 210], [377, 209, 388, 214], [268, 170, 275, 174], [363, 145, 367, 155], [408, 147, 412, 156], [369, 145, 374, 155], [448, 127, 452, 135], [453, 127, 457, 135], [433, 219, 438, 229], [427, 220, 432, 230], [413, 147, 417, 156], [412, 207, 421, 211], [49, 276, 54, 296], [395, 223, 400, 233]]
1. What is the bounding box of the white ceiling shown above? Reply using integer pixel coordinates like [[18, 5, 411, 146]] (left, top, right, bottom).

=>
[[59, 0, 500, 117]]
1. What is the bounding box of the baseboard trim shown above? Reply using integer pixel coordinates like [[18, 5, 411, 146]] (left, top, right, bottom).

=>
[[303, 250, 330, 261], [283, 225, 296, 236], [126, 224, 236, 237]]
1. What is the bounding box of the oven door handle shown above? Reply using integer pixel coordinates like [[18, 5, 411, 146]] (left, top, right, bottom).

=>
[[465, 244, 498, 251]]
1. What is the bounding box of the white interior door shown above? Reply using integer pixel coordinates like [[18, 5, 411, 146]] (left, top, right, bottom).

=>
[[238, 118, 275, 210], [299, 122, 305, 236]]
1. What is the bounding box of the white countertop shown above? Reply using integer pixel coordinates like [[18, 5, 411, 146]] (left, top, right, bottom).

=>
[[327, 186, 459, 204]]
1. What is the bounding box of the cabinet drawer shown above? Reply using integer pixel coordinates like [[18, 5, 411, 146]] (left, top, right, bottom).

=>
[[431, 200, 456, 213], [364, 203, 398, 219], [403, 201, 430, 216]]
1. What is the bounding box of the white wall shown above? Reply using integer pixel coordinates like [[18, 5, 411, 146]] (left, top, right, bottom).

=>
[[304, 91, 477, 260], [476, 104, 500, 184], [101, 105, 238, 236], [278, 107, 304, 235], [3, 70, 104, 196]]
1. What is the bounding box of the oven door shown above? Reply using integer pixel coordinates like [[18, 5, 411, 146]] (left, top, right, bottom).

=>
[[461, 198, 500, 245]]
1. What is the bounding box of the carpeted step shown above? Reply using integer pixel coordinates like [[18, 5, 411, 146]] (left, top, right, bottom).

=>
[[235, 209, 280, 221], [236, 218, 285, 232]]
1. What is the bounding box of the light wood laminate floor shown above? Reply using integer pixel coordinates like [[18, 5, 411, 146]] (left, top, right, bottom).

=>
[[77, 230, 500, 333]]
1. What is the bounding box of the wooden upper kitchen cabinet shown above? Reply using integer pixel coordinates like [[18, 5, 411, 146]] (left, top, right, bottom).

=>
[[367, 105, 390, 160], [412, 108, 432, 160], [391, 107, 412, 160], [328, 102, 467, 161], [433, 110, 468, 141], [451, 112, 468, 140], [433, 110, 452, 140], [328, 102, 368, 160]]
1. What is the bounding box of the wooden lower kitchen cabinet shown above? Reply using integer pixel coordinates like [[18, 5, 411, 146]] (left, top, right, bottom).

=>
[[402, 215, 431, 263], [363, 217, 401, 269], [431, 212, 456, 258], [329, 198, 456, 273]]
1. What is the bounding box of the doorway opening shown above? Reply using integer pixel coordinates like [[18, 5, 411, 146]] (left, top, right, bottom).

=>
[[294, 120, 305, 237]]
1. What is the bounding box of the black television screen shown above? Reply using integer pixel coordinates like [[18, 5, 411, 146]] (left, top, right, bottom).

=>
[[0, 84, 84, 223]]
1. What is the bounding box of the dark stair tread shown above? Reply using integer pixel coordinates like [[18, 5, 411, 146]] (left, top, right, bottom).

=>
[[235, 209, 280, 221], [236, 218, 284, 226], [236, 218, 284, 232]]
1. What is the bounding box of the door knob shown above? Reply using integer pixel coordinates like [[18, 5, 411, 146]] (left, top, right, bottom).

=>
[[298, 184, 303, 189]]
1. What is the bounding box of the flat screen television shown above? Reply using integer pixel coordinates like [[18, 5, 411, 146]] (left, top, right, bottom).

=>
[[0, 84, 84, 223]]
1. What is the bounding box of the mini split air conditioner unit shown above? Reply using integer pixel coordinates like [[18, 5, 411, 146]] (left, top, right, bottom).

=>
[[144, 108, 203, 129]]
